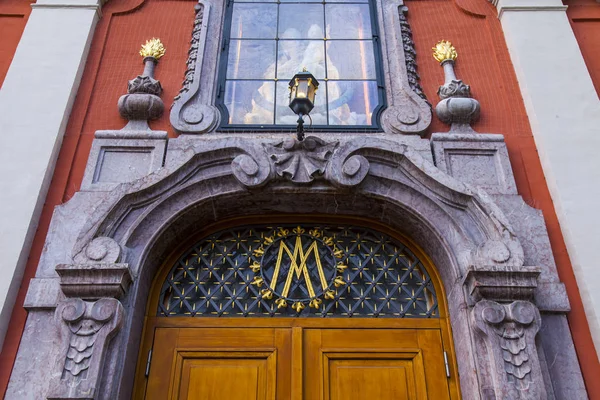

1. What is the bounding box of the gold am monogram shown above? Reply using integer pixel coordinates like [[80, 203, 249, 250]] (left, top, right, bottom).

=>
[[250, 227, 347, 312]]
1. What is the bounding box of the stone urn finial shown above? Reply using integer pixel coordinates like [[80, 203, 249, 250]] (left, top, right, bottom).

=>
[[433, 40, 480, 133], [118, 38, 166, 130]]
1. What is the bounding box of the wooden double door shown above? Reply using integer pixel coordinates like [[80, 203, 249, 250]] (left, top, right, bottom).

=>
[[138, 320, 458, 400]]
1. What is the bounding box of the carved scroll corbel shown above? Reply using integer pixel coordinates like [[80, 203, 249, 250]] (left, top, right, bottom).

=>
[[465, 266, 547, 399], [48, 237, 132, 399], [171, 2, 220, 133], [48, 299, 123, 400], [473, 300, 547, 399]]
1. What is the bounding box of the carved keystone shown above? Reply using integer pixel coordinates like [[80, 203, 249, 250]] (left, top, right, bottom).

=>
[[265, 136, 339, 183]]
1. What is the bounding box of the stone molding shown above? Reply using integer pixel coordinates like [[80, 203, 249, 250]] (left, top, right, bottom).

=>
[[46, 235, 132, 399], [69, 136, 524, 274], [378, 0, 432, 134], [56, 263, 132, 300]]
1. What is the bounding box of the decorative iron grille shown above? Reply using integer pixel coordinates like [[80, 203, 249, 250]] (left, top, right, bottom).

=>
[[158, 224, 438, 318]]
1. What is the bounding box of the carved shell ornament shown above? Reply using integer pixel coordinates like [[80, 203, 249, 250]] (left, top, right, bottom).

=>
[[250, 226, 347, 312], [266, 136, 339, 183]]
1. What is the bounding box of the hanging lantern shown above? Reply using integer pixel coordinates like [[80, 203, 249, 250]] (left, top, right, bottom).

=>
[[288, 68, 319, 140]]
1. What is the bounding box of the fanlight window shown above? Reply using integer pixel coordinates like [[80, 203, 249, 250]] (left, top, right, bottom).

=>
[[217, 0, 385, 128], [158, 224, 438, 318]]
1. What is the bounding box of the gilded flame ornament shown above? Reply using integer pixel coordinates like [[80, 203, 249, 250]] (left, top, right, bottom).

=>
[[432, 40, 457, 64], [140, 38, 166, 60], [251, 226, 347, 312]]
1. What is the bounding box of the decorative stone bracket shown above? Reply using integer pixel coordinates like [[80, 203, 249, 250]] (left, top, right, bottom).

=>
[[47, 298, 124, 400], [48, 237, 132, 400], [465, 266, 547, 399], [473, 300, 546, 399]]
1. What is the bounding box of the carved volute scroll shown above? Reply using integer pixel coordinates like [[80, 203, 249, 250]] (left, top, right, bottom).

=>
[[170, 2, 220, 133], [379, 0, 432, 135]]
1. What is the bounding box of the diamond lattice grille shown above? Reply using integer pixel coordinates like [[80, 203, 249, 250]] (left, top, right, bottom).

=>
[[158, 225, 438, 318]]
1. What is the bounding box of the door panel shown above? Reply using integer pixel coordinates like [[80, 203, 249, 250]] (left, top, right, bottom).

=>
[[303, 329, 450, 400], [145, 328, 291, 400], [176, 351, 276, 399], [143, 327, 451, 400]]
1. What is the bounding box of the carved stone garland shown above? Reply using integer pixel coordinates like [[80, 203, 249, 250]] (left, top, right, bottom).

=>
[[174, 3, 204, 103], [398, 6, 428, 105]]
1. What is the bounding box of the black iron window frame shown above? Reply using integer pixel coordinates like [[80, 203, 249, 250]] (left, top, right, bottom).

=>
[[215, 0, 388, 132]]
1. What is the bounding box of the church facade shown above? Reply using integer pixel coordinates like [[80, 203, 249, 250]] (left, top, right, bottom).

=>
[[0, 0, 599, 398]]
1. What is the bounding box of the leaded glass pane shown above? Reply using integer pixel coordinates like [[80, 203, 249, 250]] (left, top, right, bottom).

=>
[[225, 81, 275, 124], [279, 5, 325, 39], [327, 80, 377, 125], [326, 41, 376, 79], [277, 40, 326, 80], [158, 225, 439, 318], [325, 4, 372, 39], [227, 40, 276, 79], [230, 4, 277, 39]]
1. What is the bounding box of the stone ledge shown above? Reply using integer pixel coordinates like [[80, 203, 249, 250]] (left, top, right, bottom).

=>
[[55, 263, 132, 300], [23, 278, 63, 310], [535, 282, 571, 312], [463, 265, 541, 305]]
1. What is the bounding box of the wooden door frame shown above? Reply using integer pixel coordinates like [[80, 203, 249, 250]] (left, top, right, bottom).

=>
[[134, 318, 460, 399]]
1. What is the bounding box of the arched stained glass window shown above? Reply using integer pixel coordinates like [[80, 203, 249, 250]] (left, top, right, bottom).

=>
[[158, 224, 439, 318], [216, 0, 386, 129]]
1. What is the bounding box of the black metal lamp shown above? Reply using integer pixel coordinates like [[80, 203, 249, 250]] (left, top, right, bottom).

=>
[[288, 68, 319, 141]]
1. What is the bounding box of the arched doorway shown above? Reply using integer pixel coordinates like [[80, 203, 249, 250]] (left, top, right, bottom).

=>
[[132, 218, 461, 399], [7, 134, 581, 400]]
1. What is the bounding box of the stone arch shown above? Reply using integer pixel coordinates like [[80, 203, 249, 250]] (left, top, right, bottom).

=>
[[53, 135, 534, 398]]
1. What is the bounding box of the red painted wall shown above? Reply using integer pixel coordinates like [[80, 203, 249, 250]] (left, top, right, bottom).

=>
[[0, 0, 34, 88], [0, 0, 598, 397], [565, 0, 600, 98]]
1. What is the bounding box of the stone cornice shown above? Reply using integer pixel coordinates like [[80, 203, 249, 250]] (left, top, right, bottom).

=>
[[31, 0, 104, 18], [490, 0, 569, 18]]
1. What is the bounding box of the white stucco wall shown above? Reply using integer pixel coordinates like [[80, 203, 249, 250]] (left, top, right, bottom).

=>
[[496, 0, 600, 359], [0, 0, 102, 349]]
